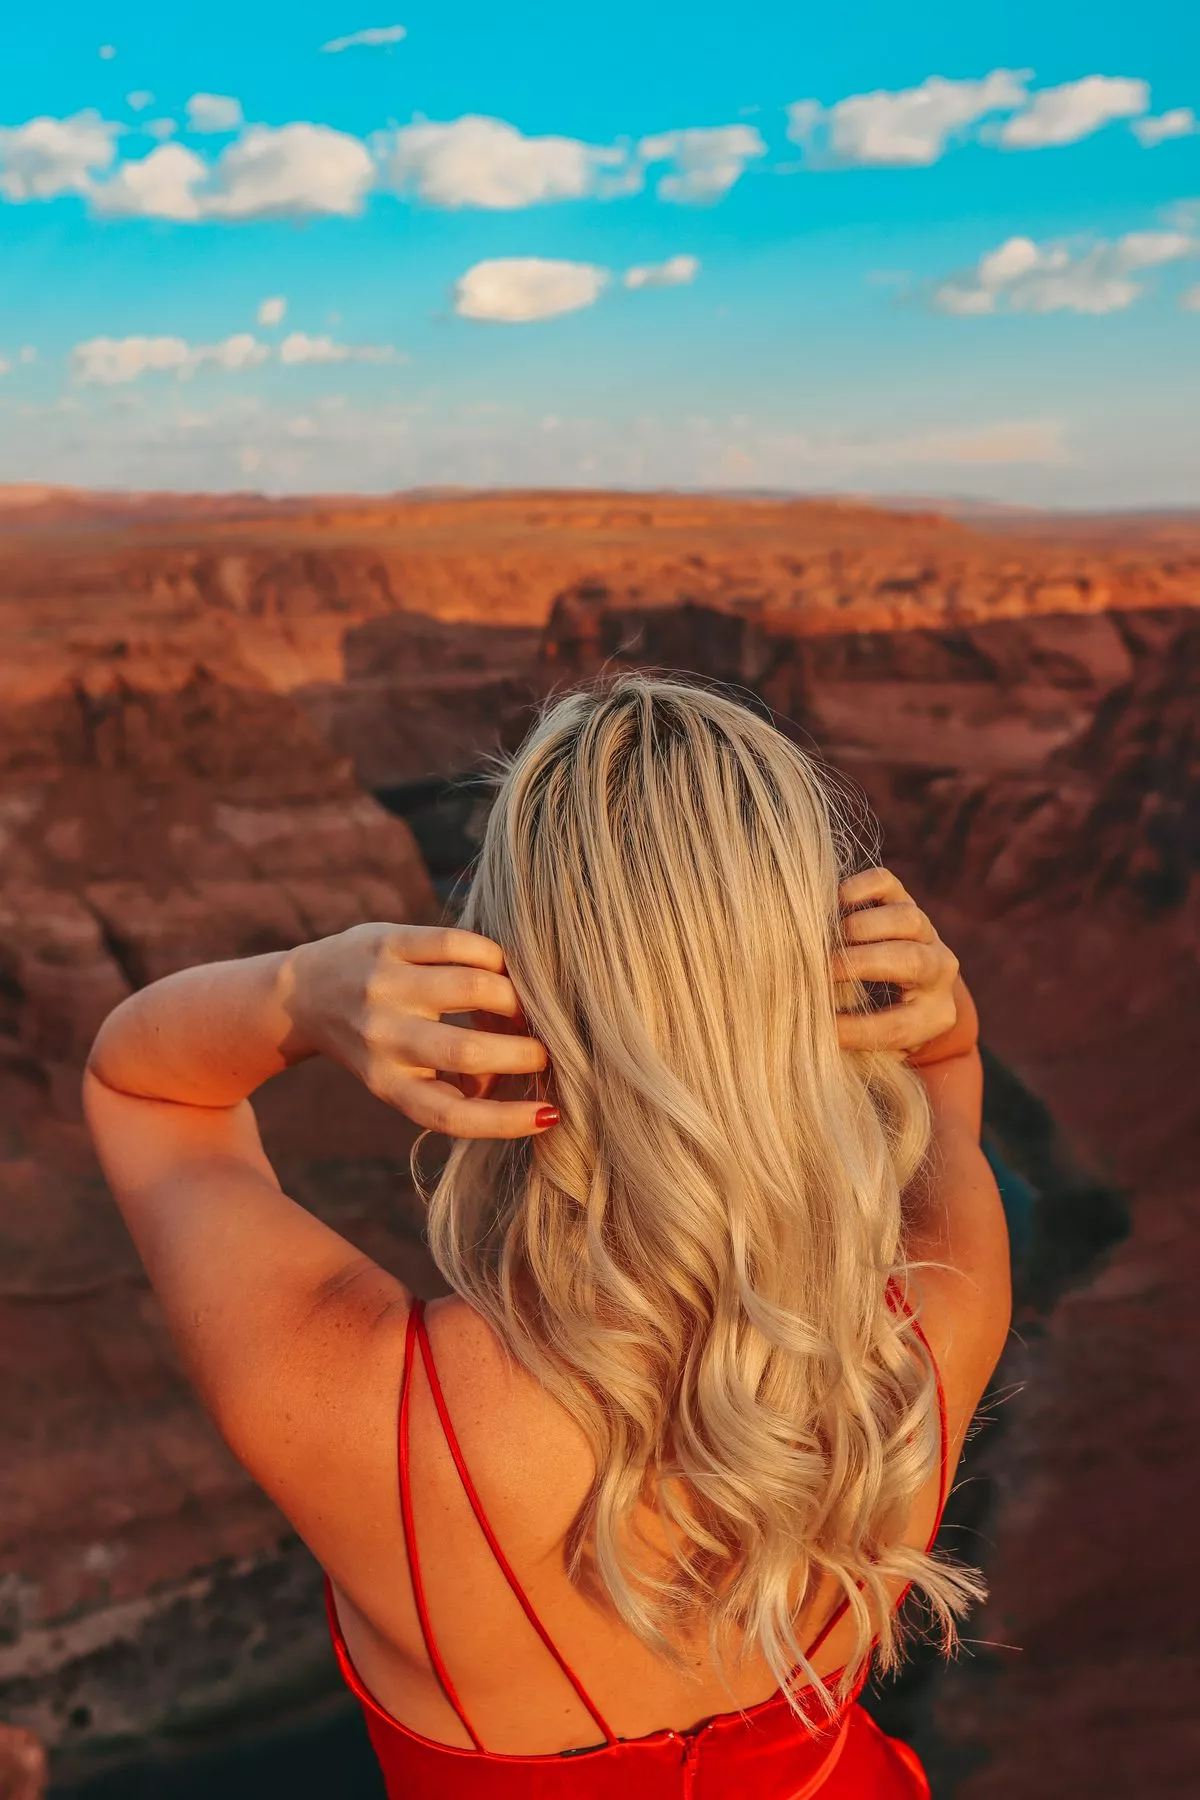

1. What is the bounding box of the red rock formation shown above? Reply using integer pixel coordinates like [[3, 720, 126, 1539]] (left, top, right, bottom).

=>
[[0, 489, 1196, 1792], [0, 675, 435, 1058], [538, 591, 1199, 923], [0, 529, 439, 1772], [534, 582, 1200, 1800]]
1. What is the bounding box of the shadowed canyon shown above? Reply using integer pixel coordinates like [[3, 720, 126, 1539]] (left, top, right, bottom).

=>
[[0, 489, 1197, 1797]]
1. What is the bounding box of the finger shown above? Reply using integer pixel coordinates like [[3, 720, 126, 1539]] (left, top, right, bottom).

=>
[[837, 989, 957, 1053], [388, 925, 509, 975], [391, 1075, 557, 1140], [454, 1071, 499, 1102], [407, 963, 526, 1022], [405, 1016, 548, 1078], [841, 902, 934, 947], [833, 940, 942, 989], [467, 1006, 532, 1038], [837, 1007, 919, 1054], [839, 867, 910, 912]]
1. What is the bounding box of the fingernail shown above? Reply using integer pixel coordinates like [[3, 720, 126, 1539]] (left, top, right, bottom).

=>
[[535, 1105, 560, 1129]]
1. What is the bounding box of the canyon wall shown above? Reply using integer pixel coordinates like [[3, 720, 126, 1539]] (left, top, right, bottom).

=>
[[1, 491, 1197, 1796], [533, 584, 1200, 1800], [539, 587, 1198, 921]]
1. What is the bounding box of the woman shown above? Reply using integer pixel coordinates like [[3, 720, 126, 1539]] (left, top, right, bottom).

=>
[[85, 677, 1010, 1798]]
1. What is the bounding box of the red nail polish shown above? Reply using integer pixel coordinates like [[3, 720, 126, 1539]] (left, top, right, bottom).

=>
[[535, 1105, 559, 1129]]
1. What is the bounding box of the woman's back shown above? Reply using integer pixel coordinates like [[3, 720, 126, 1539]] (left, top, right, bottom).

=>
[[82, 676, 1012, 1797], [325, 1294, 950, 1795]]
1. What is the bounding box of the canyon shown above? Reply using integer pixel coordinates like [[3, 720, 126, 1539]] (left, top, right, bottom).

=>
[[0, 489, 1197, 1797]]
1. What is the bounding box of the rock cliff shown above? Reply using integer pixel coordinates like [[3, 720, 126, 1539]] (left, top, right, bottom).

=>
[[1, 490, 1197, 1797], [534, 582, 1200, 1800], [538, 588, 1199, 925]]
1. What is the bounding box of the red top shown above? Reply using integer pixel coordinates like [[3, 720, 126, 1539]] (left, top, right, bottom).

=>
[[326, 1295, 949, 1799]]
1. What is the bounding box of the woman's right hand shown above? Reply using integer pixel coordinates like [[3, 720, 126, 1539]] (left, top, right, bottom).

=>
[[287, 923, 555, 1139], [833, 868, 974, 1062]]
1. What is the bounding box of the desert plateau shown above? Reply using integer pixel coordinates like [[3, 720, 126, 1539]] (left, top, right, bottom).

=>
[[1, 487, 1197, 1798]]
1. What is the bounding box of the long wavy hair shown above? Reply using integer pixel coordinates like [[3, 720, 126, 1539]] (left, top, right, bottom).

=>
[[424, 674, 981, 1711]]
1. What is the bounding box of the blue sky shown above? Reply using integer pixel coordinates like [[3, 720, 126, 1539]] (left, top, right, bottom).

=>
[[0, 0, 1197, 504]]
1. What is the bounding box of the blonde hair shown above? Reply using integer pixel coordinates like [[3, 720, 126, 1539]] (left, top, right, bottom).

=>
[[425, 674, 981, 1711]]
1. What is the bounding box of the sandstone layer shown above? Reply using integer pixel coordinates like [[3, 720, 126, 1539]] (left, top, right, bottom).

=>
[[535, 584, 1200, 1800], [0, 490, 1197, 1795]]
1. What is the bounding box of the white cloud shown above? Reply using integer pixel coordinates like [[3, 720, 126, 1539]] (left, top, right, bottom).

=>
[[19, 346, 36, 364], [0, 371, 1102, 499], [258, 295, 287, 326], [203, 123, 374, 217], [71, 332, 270, 384], [713, 418, 1068, 469], [322, 24, 407, 52], [72, 336, 191, 383], [454, 257, 609, 322], [0, 357, 10, 377], [126, 91, 155, 112], [92, 143, 209, 220], [377, 114, 628, 208], [0, 111, 121, 201], [185, 94, 244, 134], [1132, 107, 1198, 147], [934, 285, 995, 316], [201, 333, 271, 372], [278, 331, 397, 363], [1117, 230, 1196, 267], [145, 119, 177, 141], [881, 420, 1068, 465], [90, 122, 375, 220], [702, 418, 1068, 471], [787, 70, 1030, 167], [637, 125, 767, 201], [933, 227, 1196, 315], [998, 76, 1149, 149], [624, 253, 700, 289], [1182, 283, 1200, 311], [98, 45, 116, 61]]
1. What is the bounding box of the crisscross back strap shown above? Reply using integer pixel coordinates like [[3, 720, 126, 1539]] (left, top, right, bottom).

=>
[[398, 1303, 485, 1749], [400, 1299, 617, 1750]]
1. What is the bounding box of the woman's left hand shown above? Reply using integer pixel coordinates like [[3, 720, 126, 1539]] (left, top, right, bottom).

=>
[[833, 867, 961, 1056]]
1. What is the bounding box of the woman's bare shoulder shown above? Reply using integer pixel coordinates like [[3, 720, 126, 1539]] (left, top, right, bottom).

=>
[[420, 1295, 597, 1525]]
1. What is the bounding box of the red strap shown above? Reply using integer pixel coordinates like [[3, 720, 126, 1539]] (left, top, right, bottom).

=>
[[401, 1290, 947, 1733], [904, 1305, 951, 1529], [801, 1592, 852, 1668], [800, 1283, 950, 1670], [398, 1302, 485, 1751], [413, 1302, 618, 1746]]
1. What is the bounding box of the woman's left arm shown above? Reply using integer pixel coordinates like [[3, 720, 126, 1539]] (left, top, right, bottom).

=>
[[83, 924, 550, 1559], [833, 869, 1011, 1442]]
